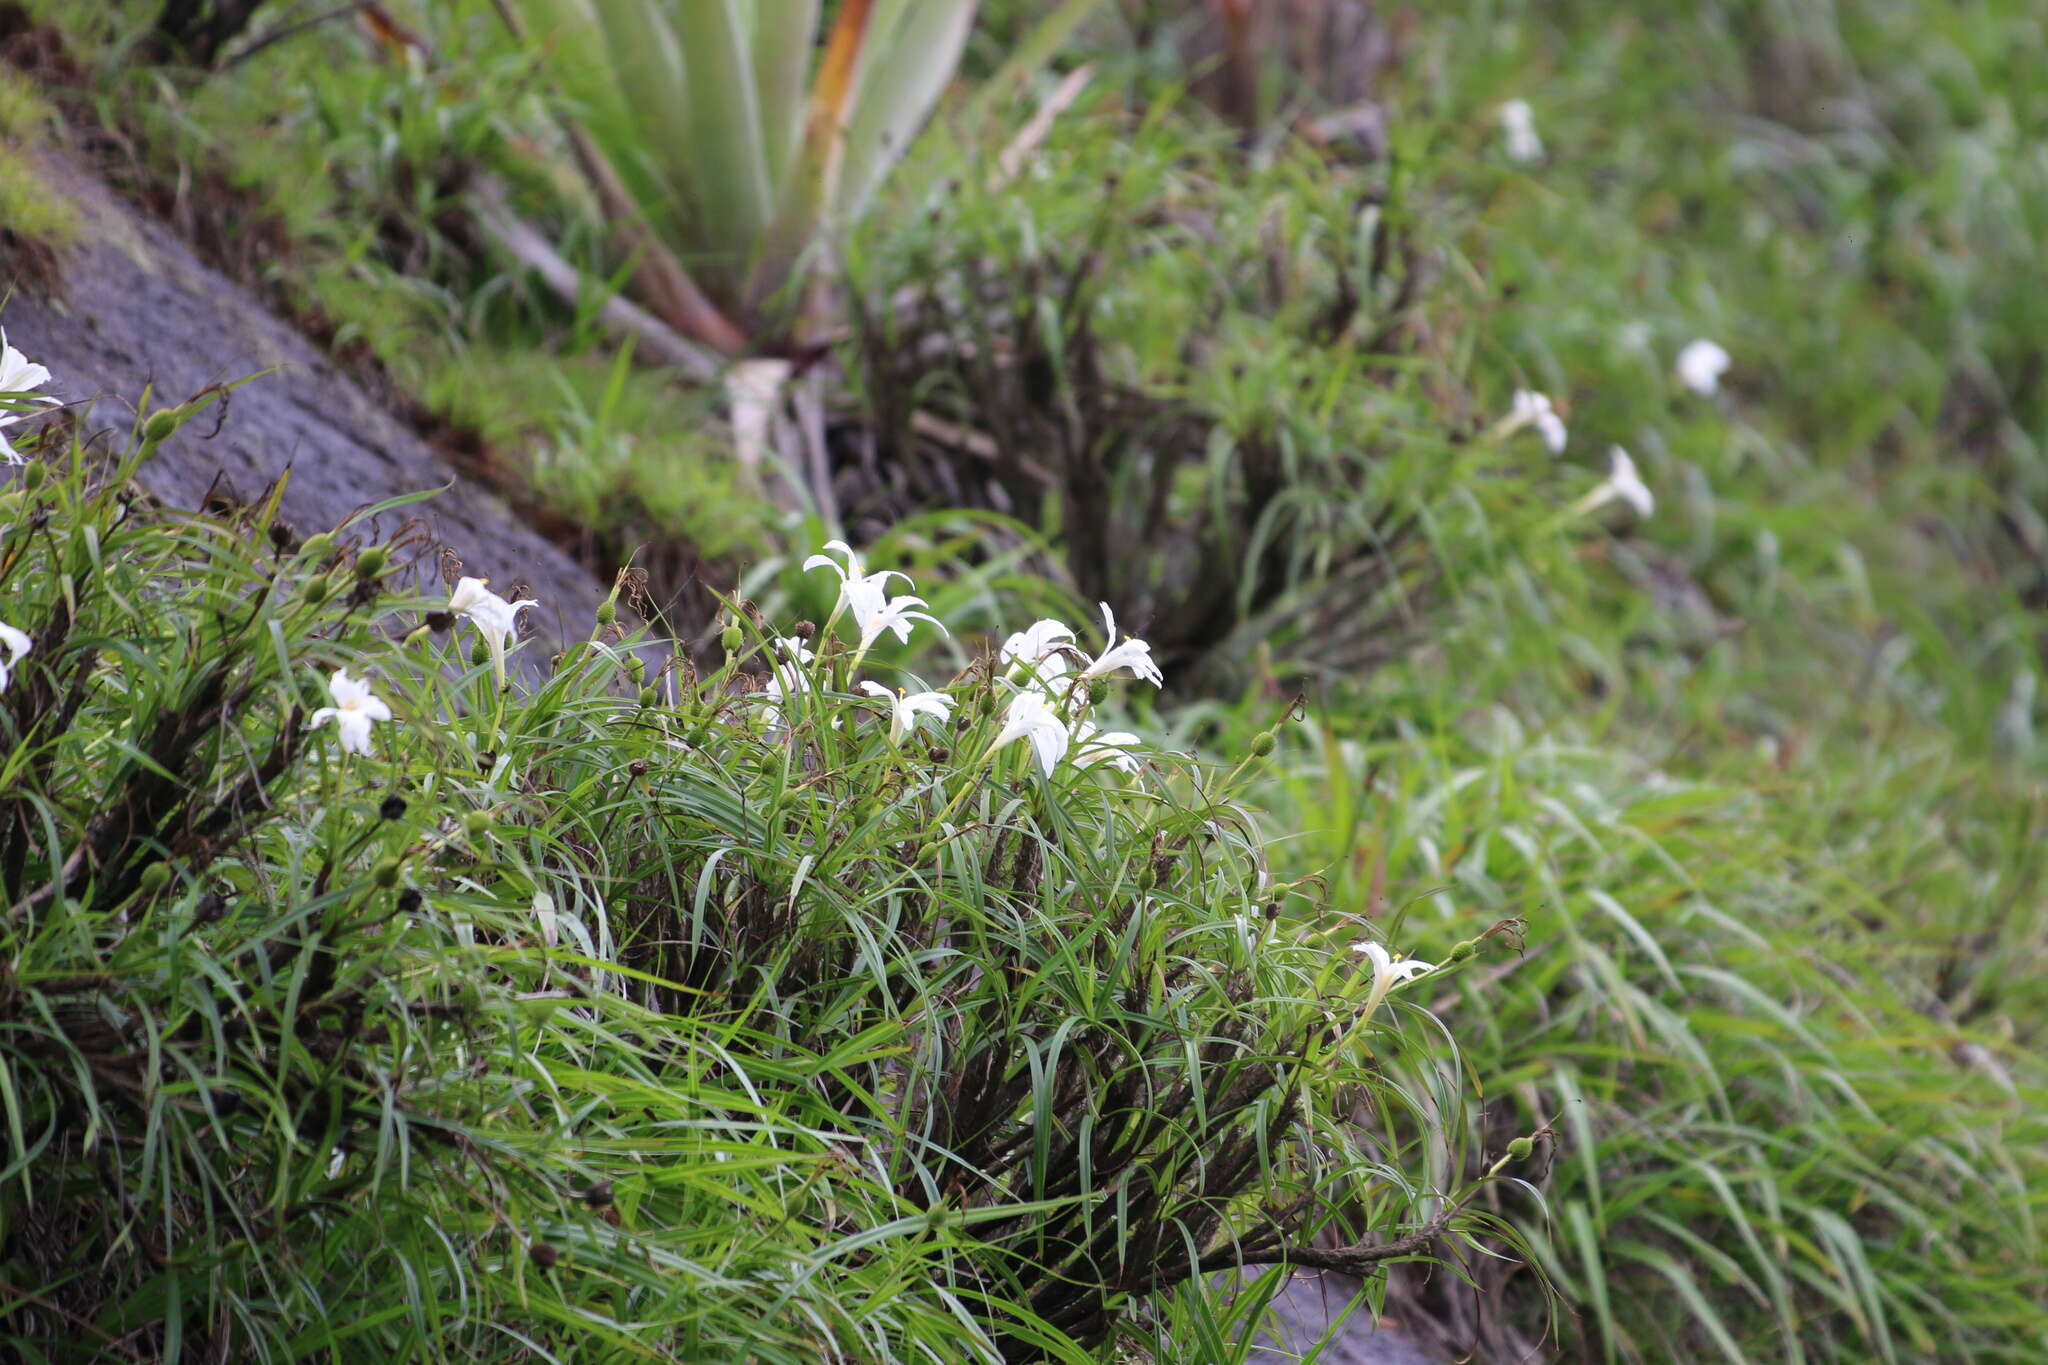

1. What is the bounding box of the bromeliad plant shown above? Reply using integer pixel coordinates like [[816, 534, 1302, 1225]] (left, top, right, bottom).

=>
[[500, 0, 1080, 353], [0, 353, 1527, 1362]]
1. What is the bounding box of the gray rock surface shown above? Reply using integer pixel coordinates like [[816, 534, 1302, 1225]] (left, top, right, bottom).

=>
[[3, 149, 607, 649], [1237, 1271, 1445, 1365]]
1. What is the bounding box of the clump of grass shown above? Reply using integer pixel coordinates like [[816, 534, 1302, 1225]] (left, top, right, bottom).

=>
[[0, 69, 79, 265], [0, 371, 1522, 1361]]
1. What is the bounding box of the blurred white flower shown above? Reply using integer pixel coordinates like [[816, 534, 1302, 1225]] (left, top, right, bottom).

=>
[[860, 680, 956, 745], [1676, 338, 1731, 396], [1499, 99, 1543, 164], [0, 620, 31, 693], [1000, 618, 1077, 687], [991, 689, 1069, 777], [1354, 940, 1436, 1017], [1072, 719, 1142, 775], [1575, 446, 1655, 519], [0, 329, 57, 466], [1081, 602, 1163, 687], [307, 668, 392, 755], [1503, 389, 1568, 454], [449, 576, 538, 686]]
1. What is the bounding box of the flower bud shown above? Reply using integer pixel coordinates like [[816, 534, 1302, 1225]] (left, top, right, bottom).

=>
[[1506, 1136, 1535, 1161], [354, 545, 389, 578], [1250, 729, 1278, 758], [371, 857, 402, 889], [595, 600, 617, 627]]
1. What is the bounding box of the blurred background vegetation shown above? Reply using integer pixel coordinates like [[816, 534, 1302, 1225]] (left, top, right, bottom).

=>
[[3, 0, 2045, 1360]]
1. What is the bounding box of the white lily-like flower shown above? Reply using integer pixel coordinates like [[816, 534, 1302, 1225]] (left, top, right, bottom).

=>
[[1354, 940, 1436, 1017], [449, 576, 539, 687], [854, 591, 946, 657], [1675, 338, 1731, 396], [859, 680, 956, 746], [1072, 719, 1143, 775], [0, 620, 31, 693], [0, 329, 57, 466], [1500, 389, 1568, 454], [1000, 618, 1077, 687], [307, 668, 392, 756], [804, 539, 946, 658], [990, 689, 1069, 777], [1081, 602, 1163, 687], [759, 636, 816, 727], [1574, 446, 1655, 519], [1498, 99, 1543, 164]]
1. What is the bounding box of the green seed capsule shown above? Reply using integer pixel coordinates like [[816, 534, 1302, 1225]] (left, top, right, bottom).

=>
[[300, 532, 336, 562], [1506, 1136, 1535, 1161], [371, 858, 402, 889], [141, 408, 180, 445], [302, 575, 330, 605], [637, 685, 658, 707], [21, 462, 46, 492], [1449, 938, 1481, 963], [720, 621, 743, 652], [354, 545, 389, 578], [1250, 730, 1278, 758], [463, 810, 492, 839], [595, 600, 617, 627], [137, 862, 173, 895], [625, 654, 646, 684]]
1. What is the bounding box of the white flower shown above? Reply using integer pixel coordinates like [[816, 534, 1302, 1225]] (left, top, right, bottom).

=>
[[0, 620, 31, 693], [990, 689, 1069, 777], [448, 576, 538, 686], [760, 636, 816, 726], [1000, 618, 1077, 686], [1353, 940, 1436, 1017], [804, 539, 945, 657], [1072, 719, 1142, 775], [1504, 389, 1568, 454], [0, 329, 57, 467], [1675, 338, 1731, 396], [1081, 602, 1162, 687], [307, 668, 392, 755], [859, 681, 956, 746], [1498, 99, 1543, 164], [1575, 446, 1655, 519]]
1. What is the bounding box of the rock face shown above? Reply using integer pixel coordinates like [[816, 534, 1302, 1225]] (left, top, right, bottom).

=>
[[3, 150, 607, 650]]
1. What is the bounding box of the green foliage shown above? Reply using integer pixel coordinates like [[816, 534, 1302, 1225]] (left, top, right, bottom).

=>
[[0, 404, 1503, 1360]]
